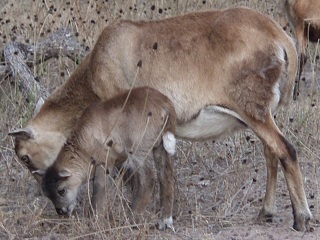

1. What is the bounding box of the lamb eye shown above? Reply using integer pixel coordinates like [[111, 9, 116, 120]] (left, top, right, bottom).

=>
[[21, 156, 30, 164], [58, 189, 66, 196]]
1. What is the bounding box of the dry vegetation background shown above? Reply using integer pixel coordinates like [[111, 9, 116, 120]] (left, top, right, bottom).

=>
[[0, 0, 320, 239]]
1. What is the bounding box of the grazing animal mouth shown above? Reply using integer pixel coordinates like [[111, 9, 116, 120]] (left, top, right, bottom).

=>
[[56, 204, 76, 216], [55, 201, 77, 216], [56, 207, 68, 215]]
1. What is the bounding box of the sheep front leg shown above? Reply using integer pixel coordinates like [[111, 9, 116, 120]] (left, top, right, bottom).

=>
[[91, 163, 107, 216]]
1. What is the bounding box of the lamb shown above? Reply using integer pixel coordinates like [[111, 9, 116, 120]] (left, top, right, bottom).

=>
[[41, 87, 176, 229]]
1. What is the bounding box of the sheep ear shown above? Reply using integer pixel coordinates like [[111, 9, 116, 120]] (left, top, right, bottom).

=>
[[8, 127, 34, 140], [58, 169, 72, 178], [34, 97, 45, 116], [32, 169, 46, 176]]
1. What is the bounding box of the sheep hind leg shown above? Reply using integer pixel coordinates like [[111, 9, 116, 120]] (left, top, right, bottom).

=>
[[251, 114, 311, 231], [257, 145, 278, 222], [153, 144, 175, 231], [130, 162, 155, 214]]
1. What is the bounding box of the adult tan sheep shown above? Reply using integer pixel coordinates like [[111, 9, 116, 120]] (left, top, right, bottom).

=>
[[9, 7, 311, 231]]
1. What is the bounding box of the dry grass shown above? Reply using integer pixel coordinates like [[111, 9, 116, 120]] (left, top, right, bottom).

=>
[[1, 0, 320, 239]]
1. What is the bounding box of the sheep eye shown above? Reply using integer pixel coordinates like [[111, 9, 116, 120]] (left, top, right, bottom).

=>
[[21, 156, 30, 164], [58, 189, 66, 196]]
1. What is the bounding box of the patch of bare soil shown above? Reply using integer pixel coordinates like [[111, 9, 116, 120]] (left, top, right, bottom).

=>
[[170, 131, 320, 240]]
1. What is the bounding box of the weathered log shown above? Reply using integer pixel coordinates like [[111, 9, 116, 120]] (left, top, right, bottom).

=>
[[2, 28, 86, 104], [26, 28, 86, 64], [4, 41, 49, 101]]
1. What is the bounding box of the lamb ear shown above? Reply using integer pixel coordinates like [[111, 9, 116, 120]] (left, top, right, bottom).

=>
[[58, 169, 72, 178], [8, 127, 34, 140], [32, 169, 46, 176]]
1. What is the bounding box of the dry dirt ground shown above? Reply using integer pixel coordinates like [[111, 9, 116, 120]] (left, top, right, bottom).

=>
[[1, 0, 320, 239]]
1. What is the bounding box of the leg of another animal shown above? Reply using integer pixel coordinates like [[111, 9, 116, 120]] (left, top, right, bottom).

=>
[[293, 24, 308, 100], [252, 114, 311, 231], [153, 144, 175, 231], [91, 164, 108, 217], [293, 52, 307, 100]]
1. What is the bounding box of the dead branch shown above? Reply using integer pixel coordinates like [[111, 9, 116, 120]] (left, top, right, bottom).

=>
[[4, 41, 49, 101], [2, 28, 87, 103], [26, 28, 86, 64]]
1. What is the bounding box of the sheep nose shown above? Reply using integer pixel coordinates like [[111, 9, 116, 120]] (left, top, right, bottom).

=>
[[56, 208, 67, 215]]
